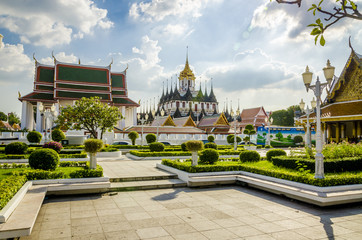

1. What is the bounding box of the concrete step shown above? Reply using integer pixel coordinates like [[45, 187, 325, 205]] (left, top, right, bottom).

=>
[[109, 174, 178, 182], [109, 179, 187, 191], [0, 185, 47, 239]]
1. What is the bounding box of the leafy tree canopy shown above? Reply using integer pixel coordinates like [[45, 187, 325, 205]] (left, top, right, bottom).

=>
[[56, 97, 122, 139], [271, 105, 300, 126], [0, 111, 7, 121], [8, 112, 20, 125]]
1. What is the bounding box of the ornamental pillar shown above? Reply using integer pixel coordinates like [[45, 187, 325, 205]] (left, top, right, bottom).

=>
[[357, 121, 362, 138], [336, 123, 340, 143], [36, 102, 43, 132], [327, 123, 332, 143], [341, 124, 345, 139], [352, 121, 357, 138], [27, 103, 34, 130], [21, 101, 28, 130], [120, 106, 126, 129]]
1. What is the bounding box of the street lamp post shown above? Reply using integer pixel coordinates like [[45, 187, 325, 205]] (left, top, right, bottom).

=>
[[137, 113, 148, 146], [231, 109, 240, 151], [299, 98, 317, 149], [302, 60, 335, 179], [38, 103, 58, 143], [153, 109, 164, 142]]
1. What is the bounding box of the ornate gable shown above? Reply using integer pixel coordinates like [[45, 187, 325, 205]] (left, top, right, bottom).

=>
[[184, 116, 196, 127], [214, 113, 229, 126], [328, 50, 362, 103], [162, 115, 176, 127]]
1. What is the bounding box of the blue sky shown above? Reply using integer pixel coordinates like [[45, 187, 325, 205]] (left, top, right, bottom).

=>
[[0, 0, 361, 116]]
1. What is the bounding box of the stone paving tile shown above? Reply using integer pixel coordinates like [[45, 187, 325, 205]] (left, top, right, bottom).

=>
[[20, 186, 362, 240], [136, 226, 170, 239]]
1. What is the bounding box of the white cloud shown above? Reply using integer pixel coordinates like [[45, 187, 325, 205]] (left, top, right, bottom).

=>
[[40, 52, 78, 65], [129, 0, 222, 22], [0, 0, 113, 48]]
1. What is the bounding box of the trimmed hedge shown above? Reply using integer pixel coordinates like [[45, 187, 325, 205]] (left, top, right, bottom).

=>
[[266, 149, 287, 161], [69, 164, 103, 178], [199, 149, 219, 164], [149, 142, 165, 152], [146, 134, 157, 144], [17, 170, 65, 180], [28, 149, 60, 171], [239, 150, 260, 162], [59, 153, 88, 158], [51, 129, 66, 142], [0, 154, 27, 159], [27, 131, 42, 144], [59, 161, 88, 167], [161, 159, 362, 187], [204, 143, 217, 150], [130, 150, 191, 157], [271, 156, 362, 173], [5, 142, 28, 155], [0, 175, 27, 210], [181, 143, 187, 151]]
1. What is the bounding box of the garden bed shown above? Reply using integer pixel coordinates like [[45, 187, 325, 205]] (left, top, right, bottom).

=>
[[161, 159, 362, 187]]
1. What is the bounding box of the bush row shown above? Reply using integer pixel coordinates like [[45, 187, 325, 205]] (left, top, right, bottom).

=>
[[161, 159, 362, 187], [271, 156, 362, 173], [69, 165, 103, 178], [0, 175, 28, 210], [0, 153, 87, 160], [130, 150, 191, 157]]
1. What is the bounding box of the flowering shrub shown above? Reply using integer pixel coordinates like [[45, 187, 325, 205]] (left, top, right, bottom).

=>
[[42, 141, 63, 153], [322, 142, 362, 159]]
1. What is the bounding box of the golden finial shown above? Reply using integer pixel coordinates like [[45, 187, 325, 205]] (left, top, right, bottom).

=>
[[18, 91, 21, 98], [78, 58, 81, 64], [109, 58, 113, 68], [51, 51, 57, 64], [123, 63, 129, 73], [32, 53, 38, 64]]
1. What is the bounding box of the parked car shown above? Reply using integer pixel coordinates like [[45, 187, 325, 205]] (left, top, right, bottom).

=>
[[112, 141, 129, 145], [160, 141, 171, 145], [238, 141, 257, 146], [201, 140, 209, 144]]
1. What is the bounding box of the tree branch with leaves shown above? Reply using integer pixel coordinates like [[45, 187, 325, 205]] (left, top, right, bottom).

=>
[[274, 0, 361, 46]]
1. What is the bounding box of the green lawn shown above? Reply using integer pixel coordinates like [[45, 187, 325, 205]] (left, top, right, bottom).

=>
[[0, 167, 84, 181]]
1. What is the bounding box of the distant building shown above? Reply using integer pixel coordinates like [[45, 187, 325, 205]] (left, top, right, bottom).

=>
[[19, 56, 139, 132], [158, 50, 218, 120], [239, 106, 268, 130]]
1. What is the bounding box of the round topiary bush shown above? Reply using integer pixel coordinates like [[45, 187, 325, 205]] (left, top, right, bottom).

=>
[[5, 142, 28, 155], [266, 149, 287, 161], [128, 131, 139, 145], [84, 139, 104, 154], [265, 145, 271, 149], [181, 142, 187, 151], [29, 148, 60, 170], [294, 135, 304, 144], [199, 149, 219, 164], [239, 150, 260, 162], [27, 131, 42, 144], [149, 142, 165, 152], [146, 133, 157, 144], [207, 135, 215, 143], [42, 141, 63, 153], [204, 142, 217, 150], [51, 129, 66, 142], [185, 140, 204, 151]]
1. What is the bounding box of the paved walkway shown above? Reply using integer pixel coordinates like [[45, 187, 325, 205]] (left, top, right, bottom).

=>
[[20, 186, 362, 240], [97, 157, 171, 179]]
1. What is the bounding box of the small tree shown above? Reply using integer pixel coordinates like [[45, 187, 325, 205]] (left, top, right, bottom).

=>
[[27, 131, 42, 144], [128, 131, 139, 145], [243, 124, 256, 145], [56, 97, 122, 139], [146, 133, 157, 144], [51, 128, 66, 142], [207, 135, 215, 143], [185, 140, 204, 166], [276, 132, 283, 141], [84, 139, 104, 169]]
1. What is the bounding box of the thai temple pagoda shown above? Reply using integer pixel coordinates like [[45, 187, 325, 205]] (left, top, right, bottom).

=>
[[158, 49, 218, 120], [299, 42, 362, 143], [18, 55, 139, 132]]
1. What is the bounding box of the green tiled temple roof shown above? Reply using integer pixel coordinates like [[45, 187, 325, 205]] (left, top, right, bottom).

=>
[[113, 98, 138, 105], [112, 90, 126, 96], [111, 74, 125, 88], [57, 65, 108, 84], [20, 92, 54, 101], [57, 83, 110, 91], [38, 67, 54, 83]]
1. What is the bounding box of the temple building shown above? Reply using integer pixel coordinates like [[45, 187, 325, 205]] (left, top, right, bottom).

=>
[[158, 51, 218, 120], [19, 56, 139, 132], [299, 43, 362, 142]]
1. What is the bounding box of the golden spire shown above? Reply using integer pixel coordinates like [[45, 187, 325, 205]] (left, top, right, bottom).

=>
[[178, 46, 196, 81]]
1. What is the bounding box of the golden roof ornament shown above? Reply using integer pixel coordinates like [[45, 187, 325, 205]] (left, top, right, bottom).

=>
[[178, 46, 196, 81]]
